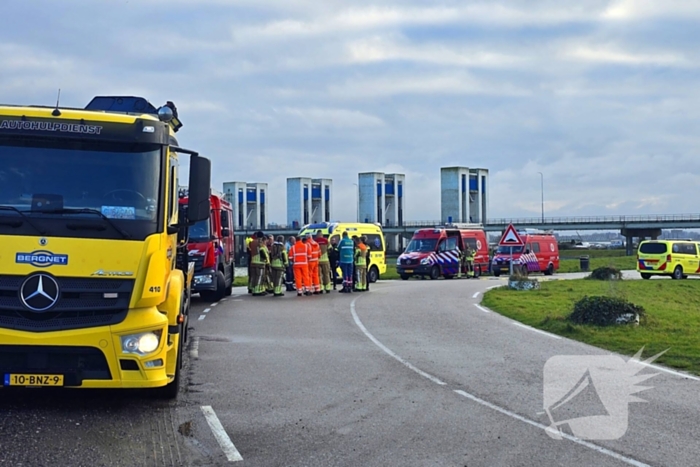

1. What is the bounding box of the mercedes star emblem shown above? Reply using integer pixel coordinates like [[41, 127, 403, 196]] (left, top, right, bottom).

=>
[[20, 274, 60, 312]]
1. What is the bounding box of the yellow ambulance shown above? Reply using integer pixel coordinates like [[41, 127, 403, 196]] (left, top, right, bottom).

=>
[[298, 222, 386, 282], [637, 239, 700, 280]]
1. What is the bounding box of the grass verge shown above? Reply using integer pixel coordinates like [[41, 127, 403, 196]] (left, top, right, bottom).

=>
[[482, 279, 700, 375], [559, 256, 635, 273]]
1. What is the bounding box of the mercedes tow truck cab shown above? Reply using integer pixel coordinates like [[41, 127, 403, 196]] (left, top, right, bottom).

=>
[[0, 95, 211, 398]]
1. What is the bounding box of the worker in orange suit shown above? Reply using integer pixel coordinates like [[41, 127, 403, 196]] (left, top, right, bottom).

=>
[[307, 233, 321, 294], [290, 236, 311, 296]]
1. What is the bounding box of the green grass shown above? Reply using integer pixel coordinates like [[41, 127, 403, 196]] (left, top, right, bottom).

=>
[[482, 280, 700, 375], [559, 256, 636, 273], [558, 248, 628, 259]]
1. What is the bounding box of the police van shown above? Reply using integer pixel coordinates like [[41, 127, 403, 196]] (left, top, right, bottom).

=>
[[298, 222, 386, 282]]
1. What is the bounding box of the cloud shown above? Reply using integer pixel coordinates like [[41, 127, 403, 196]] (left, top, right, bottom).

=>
[[275, 107, 386, 129]]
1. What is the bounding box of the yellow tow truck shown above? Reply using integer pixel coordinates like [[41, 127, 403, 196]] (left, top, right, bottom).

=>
[[0, 95, 211, 398]]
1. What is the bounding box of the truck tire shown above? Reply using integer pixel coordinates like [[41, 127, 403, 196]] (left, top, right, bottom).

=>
[[430, 266, 440, 280], [672, 266, 683, 280], [493, 270, 500, 277], [400, 274, 410, 280], [201, 270, 226, 302], [641, 273, 651, 280], [225, 265, 233, 296], [544, 264, 554, 276], [474, 265, 481, 278]]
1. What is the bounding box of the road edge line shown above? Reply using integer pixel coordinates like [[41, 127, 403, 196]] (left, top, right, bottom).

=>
[[201, 405, 243, 462]]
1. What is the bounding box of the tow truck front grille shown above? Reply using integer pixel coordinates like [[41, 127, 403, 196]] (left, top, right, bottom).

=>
[[0, 276, 133, 332]]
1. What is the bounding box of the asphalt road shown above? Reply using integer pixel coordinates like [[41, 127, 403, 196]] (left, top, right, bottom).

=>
[[1, 272, 699, 466]]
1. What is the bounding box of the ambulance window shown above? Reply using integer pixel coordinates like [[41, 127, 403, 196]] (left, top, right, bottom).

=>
[[364, 234, 384, 251], [682, 243, 696, 255], [640, 243, 666, 254], [532, 242, 540, 253]]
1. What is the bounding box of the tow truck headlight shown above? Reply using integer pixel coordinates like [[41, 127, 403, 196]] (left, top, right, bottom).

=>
[[121, 330, 162, 355], [420, 258, 430, 265]]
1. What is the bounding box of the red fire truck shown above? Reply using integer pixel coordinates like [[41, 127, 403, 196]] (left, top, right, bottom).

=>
[[179, 189, 235, 301]]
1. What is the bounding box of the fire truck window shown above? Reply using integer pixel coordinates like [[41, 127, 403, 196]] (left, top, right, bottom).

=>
[[465, 238, 477, 251], [438, 240, 447, 252], [446, 237, 457, 251], [532, 242, 541, 253]]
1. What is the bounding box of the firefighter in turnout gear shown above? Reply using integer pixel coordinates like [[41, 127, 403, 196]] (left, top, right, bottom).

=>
[[246, 235, 254, 294], [307, 233, 321, 294], [315, 230, 332, 293], [270, 235, 288, 297], [251, 232, 268, 296], [265, 234, 275, 294], [291, 236, 311, 296], [361, 235, 372, 291], [465, 245, 475, 278], [354, 235, 368, 291]]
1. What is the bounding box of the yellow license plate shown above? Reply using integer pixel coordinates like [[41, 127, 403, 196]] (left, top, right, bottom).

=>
[[4, 374, 64, 387], [404, 270, 413, 273]]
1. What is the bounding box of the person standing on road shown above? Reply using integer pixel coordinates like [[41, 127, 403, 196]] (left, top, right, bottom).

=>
[[361, 235, 372, 291], [270, 235, 288, 297], [291, 236, 311, 296], [251, 232, 268, 296], [246, 234, 254, 294], [354, 236, 368, 291], [328, 236, 340, 290], [338, 232, 355, 293], [315, 230, 332, 294], [307, 233, 321, 295], [285, 236, 296, 292]]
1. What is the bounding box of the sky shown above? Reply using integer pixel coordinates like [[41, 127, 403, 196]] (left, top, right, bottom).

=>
[[2, 1, 699, 225]]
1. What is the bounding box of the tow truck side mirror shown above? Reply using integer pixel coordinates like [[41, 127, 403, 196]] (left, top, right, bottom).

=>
[[222, 228, 230, 238], [186, 155, 211, 224]]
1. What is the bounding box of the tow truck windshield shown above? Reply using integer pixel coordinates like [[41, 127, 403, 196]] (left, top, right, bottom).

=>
[[0, 137, 162, 240]]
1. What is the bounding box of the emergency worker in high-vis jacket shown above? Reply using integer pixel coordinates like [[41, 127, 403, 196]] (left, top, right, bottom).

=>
[[354, 235, 368, 291], [315, 230, 332, 293], [246, 235, 254, 294], [307, 233, 321, 294], [251, 232, 269, 296], [270, 235, 288, 296], [290, 236, 311, 296]]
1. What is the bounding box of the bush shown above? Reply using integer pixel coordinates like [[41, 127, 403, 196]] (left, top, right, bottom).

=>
[[569, 295, 644, 326], [586, 266, 623, 281]]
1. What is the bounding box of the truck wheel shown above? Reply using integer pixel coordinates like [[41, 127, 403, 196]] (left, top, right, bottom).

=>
[[368, 266, 379, 283], [641, 273, 651, 280], [156, 327, 182, 400], [200, 271, 226, 302], [430, 266, 440, 280], [474, 265, 481, 278], [225, 265, 233, 296], [544, 264, 554, 276], [400, 274, 410, 280], [493, 270, 500, 277]]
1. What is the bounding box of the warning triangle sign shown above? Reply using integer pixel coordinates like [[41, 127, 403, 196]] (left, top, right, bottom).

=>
[[498, 224, 525, 247]]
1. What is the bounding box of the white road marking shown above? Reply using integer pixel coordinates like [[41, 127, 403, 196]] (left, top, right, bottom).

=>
[[211, 303, 218, 307], [453, 391, 650, 467], [475, 304, 490, 313], [201, 406, 244, 462], [198, 315, 206, 321], [472, 292, 480, 298], [353, 296, 650, 467], [634, 361, 700, 382], [232, 299, 243, 302], [203, 308, 211, 313], [350, 298, 446, 386], [486, 285, 503, 290], [189, 337, 199, 359], [511, 322, 561, 340]]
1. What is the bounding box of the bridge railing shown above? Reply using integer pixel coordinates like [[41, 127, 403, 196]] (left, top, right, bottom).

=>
[[235, 214, 700, 234]]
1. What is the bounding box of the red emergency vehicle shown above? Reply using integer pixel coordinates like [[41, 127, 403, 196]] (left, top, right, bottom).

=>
[[179, 188, 235, 301], [491, 230, 559, 276], [397, 224, 489, 280]]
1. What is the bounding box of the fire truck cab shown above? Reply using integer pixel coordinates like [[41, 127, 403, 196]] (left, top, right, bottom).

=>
[[491, 230, 559, 276], [179, 190, 235, 301], [397, 224, 489, 280]]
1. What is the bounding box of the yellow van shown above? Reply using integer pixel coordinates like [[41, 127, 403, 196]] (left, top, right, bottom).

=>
[[298, 222, 386, 282], [637, 240, 700, 280]]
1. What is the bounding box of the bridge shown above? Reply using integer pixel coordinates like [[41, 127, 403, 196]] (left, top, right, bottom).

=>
[[233, 213, 700, 255]]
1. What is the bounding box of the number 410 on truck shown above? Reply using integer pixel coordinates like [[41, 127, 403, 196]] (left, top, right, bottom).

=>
[[0, 95, 211, 399]]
